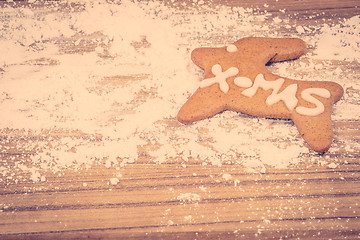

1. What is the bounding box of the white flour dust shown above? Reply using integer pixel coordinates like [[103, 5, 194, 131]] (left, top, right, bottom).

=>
[[0, 0, 359, 183]]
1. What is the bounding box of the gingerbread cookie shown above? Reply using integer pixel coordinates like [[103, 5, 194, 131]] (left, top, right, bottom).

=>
[[177, 37, 344, 152]]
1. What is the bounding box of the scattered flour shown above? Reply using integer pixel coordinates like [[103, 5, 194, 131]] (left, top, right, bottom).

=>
[[0, 0, 358, 183], [312, 16, 360, 62], [109, 177, 120, 185], [177, 193, 201, 202], [222, 173, 232, 181]]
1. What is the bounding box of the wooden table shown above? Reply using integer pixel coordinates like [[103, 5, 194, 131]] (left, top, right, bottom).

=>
[[1, 1, 359, 239]]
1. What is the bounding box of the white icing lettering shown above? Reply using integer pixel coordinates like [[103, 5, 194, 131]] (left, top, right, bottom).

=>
[[200, 64, 239, 93], [226, 44, 238, 53], [198, 63, 332, 116], [241, 74, 299, 111], [295, 88, 331, 116], [266, 83, 298, 110]]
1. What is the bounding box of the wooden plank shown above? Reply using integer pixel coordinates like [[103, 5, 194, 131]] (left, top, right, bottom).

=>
[[1, 163, 359, 235]]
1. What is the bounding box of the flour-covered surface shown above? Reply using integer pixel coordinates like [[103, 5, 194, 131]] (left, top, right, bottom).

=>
[[1, 0, 359, 238]]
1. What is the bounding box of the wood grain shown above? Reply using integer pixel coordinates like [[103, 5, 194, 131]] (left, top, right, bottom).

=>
[[1, 0, 360, 239]]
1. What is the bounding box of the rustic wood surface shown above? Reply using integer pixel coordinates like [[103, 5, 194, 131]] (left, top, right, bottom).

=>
[[1, 0, 359, 239]]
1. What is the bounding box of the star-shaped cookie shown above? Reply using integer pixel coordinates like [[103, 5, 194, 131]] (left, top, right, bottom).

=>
[[177, 37, 344, 152]]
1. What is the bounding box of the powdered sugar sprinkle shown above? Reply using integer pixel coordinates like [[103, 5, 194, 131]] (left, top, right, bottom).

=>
[[0, 0, 358, 183]]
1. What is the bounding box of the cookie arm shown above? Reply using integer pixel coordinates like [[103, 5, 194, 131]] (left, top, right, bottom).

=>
[[191, 48, 216, 70], [292, 80, 343, 152], [236, 37, 307, 64], [265, 38, 307, 63], [177, 88, 226, 124], [292, 111, 334, 153]]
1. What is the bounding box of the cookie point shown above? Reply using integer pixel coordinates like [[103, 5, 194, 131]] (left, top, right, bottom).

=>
[[311, 143, 331, 153], [176, 112, 191, 125]]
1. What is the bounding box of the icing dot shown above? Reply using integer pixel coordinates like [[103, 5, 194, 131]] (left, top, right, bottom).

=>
[[234, 77, 253, 88], [226, 44, 238, 53]]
